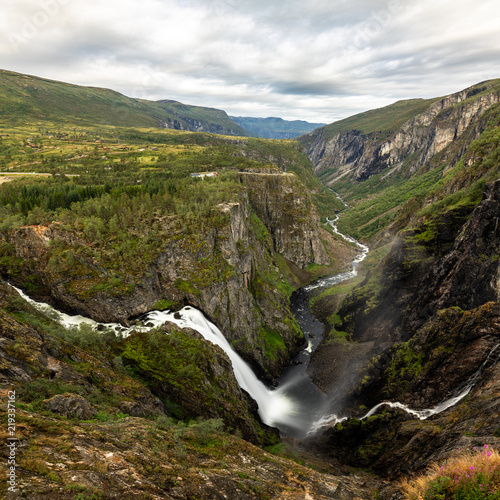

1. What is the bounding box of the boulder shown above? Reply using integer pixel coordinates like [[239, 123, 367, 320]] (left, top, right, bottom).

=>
[[43, 393, 97, 420]]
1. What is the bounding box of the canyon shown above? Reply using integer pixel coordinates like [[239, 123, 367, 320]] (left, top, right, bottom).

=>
[[1, 74, 500, 499]]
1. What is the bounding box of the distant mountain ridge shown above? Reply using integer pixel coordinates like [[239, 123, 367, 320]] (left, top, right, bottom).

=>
[[298, 79, 500, 186], [0, 69, 247, 136], [230, 116, 325, 139]]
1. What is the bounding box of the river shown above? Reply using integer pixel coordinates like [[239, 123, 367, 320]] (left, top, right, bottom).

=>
[[10, 214, 500, 438], [10, 215, 369, 438]]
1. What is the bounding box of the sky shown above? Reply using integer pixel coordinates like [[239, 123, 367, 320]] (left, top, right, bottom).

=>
[[1, 0, 500, 124]]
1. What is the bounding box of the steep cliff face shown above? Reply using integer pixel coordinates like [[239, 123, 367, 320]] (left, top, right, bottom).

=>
[[0, 280, 275, 444], [155, 99, 248, 136], [0, 173, 338, 379], [337, 179, 500, 349], [0, 280, 383, 498], [316, 302, 500, 480], [311, 179, 500, 478], [301, 81, 500, 185], [239, 172, 330, 267]]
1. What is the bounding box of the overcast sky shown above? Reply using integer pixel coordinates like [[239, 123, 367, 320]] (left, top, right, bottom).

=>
[[1, 0, 500, 123]]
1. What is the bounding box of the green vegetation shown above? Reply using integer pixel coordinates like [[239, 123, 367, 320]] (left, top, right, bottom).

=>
[[299, 98, 439, 149], [120, 327, 222, 397], [0, 121, 332, 298], [0, 69, 247, 134], [334, 166, 445, 241], [310, 243, 391, 344], [383, 341, 425, 396], [330, 102, 500, 243], [257, 325, 287, 361], [401, 445, 500, 499], [238, 137, 344, 215]]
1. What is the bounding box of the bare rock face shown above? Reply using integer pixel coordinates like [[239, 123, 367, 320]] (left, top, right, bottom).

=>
[[43, 393, 98, 420], [1, 173, 334, 379], [0, 282, 275, 446], [302, 82, 500, 185], [239, 172, 330, 267], [119, 397, 165, 418]]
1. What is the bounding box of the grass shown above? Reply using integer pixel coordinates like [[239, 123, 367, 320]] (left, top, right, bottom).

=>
[[0, 122, 319, 298], [300, 80, 500, 245], [322, 98, 440, 138], [0, 69, 247, 135], [335, 165, 445, 241], [401, 444, 500, 499]]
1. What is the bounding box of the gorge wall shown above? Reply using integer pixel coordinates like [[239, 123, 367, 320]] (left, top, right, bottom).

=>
[[0, 172, 341, 380], [310, 179, 500, 480], [301, 80, 500, 185]]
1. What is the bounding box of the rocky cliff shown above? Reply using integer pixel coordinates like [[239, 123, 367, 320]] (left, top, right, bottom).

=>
[[309, 179, 500, 479], [0, 172, 342, 380], [0, 280, 274, 444], [0, 280, 381, 499], [300, 80, 500, 185]]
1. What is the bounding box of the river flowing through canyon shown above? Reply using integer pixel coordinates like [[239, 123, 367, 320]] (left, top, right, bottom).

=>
[[10, 214, 500, 439], [10, 213, 370, 438]]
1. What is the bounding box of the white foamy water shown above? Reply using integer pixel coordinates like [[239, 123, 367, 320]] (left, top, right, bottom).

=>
[[12, 285, 153, 336], [11, 286, 299, 430], [146, 307, 299, 429], [309, 343, 500, 433], [304, 216, 369, 291]]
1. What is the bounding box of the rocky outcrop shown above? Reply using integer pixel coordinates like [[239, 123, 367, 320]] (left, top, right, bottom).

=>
[[239, 172, 330, 267], [310, 180, 500, 478], [316, 304, 500, 479], [0, 407, 378, 499], [0, 280, 382, 498], [119, 321, 279, 445], [337, 179, 500, 348], [43, 393, 97, 420], [0, 281, 276, 445], [302, 81, 500, 185], [1, 174, 337, 380]]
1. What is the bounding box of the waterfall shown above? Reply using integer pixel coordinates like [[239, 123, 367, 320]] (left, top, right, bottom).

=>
[[309, 343, 500, 433], [10, 286, 300, 431], [145, 307, 300, 430], [11, 201, 498, 438]]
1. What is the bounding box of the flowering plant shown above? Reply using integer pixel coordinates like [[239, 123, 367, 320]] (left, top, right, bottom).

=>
[[401, 444, 500, 499]]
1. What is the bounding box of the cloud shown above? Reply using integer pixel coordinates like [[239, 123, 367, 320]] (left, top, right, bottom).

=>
[[1, 0, 500, 123]]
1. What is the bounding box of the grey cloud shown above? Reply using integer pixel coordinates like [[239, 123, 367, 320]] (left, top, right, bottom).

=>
[[1, 0, 500, 122]]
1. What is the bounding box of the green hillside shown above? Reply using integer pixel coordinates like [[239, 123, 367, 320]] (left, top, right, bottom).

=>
[[337, 104, 500, 241], [321, 98, 438, 138], [298, 79, 500, 242], [302, 78, 500, 143], [0, 70, 247, 135]]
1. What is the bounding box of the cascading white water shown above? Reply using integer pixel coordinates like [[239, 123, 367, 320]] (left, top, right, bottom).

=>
[[10, 286, 299, 430], [304, 216, 368, 292], [145, 307, 299, 429], [12, 285, 152, 336], [309, 344, 500, 433], [11, 204, 498, 437]]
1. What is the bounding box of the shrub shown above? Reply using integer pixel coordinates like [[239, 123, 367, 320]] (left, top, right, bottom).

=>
[[401, 444, 500, 499]]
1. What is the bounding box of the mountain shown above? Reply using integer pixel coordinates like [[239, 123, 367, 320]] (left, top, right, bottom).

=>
[[0, 96, 373, 496], [297, 79, 500, 241], [2, 70, 500, 498], [299, 79, 500, 188], [0, 69, 247, 136], [230, 116, 325, 139], [300, 80, 500, 485]]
